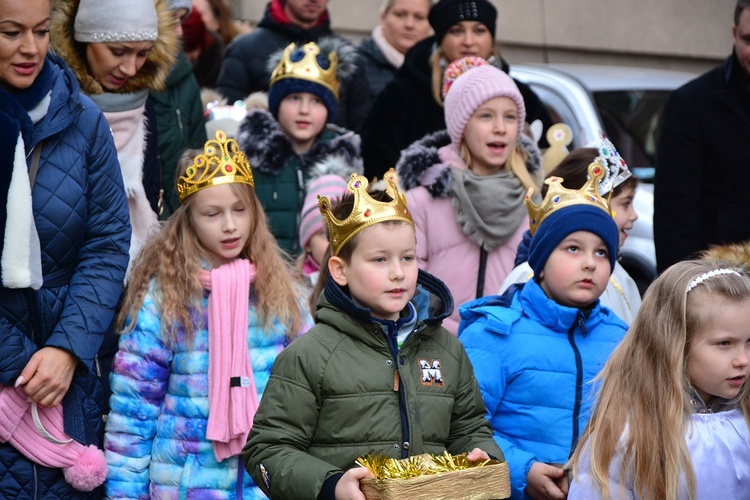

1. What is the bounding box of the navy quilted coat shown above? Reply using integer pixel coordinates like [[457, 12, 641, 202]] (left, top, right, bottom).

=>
[[0, 53, 130, 498]]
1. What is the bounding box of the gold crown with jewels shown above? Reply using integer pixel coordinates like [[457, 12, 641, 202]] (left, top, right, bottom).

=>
[[270, 42, 340, 99], [318, 173, 413, 256], [177, 130, 254, 202], [525, 161, 612, 235]]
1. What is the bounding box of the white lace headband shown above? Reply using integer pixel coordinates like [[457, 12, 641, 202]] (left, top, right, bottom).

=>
[[686, 268, 742, 293]]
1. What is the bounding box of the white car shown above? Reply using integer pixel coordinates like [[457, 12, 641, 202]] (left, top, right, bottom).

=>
[[510, 63, 697, 293]]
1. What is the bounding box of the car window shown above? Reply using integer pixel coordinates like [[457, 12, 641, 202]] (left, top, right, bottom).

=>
[[594, 90, 671, 182], [527, 85, 589, 149]]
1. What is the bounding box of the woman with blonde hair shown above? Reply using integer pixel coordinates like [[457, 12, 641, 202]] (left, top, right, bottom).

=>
[[568, 259, 750, 499], [397, 57, 541, 334], [104, 134, 311, 498], [358, 0, 433, 99], [360, 0, 552, 179]]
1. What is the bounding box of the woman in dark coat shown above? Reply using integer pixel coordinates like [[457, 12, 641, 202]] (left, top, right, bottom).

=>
[[360, 0, 552, 179], [0, 0, 130, 497], [357, 0, 433, 100]]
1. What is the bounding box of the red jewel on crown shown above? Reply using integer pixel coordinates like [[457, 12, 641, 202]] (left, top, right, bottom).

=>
[[593, 166, 602, 175], [225, 165, 233, 172], [364, 209, 371, 217]]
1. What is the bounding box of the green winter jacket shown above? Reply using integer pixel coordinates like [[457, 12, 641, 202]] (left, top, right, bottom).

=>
[[243, 270, 502, 499], [237, 109, 363, 255], [149, 52, 207, 217]]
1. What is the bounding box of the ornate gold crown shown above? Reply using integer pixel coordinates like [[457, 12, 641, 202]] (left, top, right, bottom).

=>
[[270, 42, 340, 100], [318, 173, 413, 256], [525, 161, 611, 235], [176, 130, 254, 202]]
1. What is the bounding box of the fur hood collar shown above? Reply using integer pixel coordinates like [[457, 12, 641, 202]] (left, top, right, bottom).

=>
[[396, 130, 541, 198], [265, 35, 361, 85], [51, 0, 178, 94], [237, 109, 363, 178]]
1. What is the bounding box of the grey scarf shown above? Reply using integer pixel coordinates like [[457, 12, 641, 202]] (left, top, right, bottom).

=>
[[450, 167, 527, 251]]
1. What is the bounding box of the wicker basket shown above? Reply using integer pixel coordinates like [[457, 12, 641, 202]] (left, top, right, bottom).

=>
[[361, 461, 510, 500]]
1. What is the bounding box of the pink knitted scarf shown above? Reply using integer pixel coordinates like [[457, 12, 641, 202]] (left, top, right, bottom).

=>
[[203, 259, 259, 462]]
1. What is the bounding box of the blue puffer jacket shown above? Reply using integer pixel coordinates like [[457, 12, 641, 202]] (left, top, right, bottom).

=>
[[105, 286, 311, 499], [0, 53, 130, 498], [458, 280, 627, 499]]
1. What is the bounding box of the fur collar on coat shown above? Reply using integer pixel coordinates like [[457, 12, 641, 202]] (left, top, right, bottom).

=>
[[237, 108, 363, 177], [396, 130, 541, 198], [51, 0, 178, 94]]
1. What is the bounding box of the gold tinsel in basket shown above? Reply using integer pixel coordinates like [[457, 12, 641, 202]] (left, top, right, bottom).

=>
[[356, 451, 496, 480]]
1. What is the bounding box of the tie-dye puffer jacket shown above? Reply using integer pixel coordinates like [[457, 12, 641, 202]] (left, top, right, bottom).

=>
[[104, 288, 312, 499]]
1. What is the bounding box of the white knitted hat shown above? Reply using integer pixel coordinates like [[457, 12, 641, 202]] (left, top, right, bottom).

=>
[[73, 0, 158, 43]]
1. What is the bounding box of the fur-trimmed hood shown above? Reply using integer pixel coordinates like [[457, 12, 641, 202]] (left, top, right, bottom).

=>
[[265, 35, 361, 86], [701, 241, 750, 267], [50, 0, 178, 94], [396, 130, 541, 198], [237, 108, 363, 177]]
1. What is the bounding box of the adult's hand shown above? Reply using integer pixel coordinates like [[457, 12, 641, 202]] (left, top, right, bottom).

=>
[[16, 347, 78, 408]]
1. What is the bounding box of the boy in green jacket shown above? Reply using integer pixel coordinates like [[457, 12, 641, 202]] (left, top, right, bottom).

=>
[[243, 173, 502, 499]]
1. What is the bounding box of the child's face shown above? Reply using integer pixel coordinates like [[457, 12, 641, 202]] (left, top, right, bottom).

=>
[[189, 184, 252, 268], [277, 92, 328, 153], [307, 230, 329, 266], [687, 298, 750, 403], [329, 222, 418, 321], [539, 230, 611, 308], [610, 185, 638, 248], [463, 96, 519, 176]]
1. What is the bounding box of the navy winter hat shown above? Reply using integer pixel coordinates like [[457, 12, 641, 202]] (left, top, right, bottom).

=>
[[527, 204, 619, 278], [268, 78, 338, 122], [429, 0, 498, 43]]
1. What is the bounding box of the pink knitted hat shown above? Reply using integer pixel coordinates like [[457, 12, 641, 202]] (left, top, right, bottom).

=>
[[0, 386, 108, 492], [443, 57, 526, 148], [299, 174, 349, 250]]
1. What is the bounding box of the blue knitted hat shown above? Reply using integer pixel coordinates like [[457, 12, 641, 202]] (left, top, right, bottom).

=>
[[268, 78, 337, 122], [527, 204, 619, 278]]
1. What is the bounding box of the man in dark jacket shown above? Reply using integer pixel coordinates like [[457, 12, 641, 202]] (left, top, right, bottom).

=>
[[215, 0, 371, 131], [654, 0, 750, 272]]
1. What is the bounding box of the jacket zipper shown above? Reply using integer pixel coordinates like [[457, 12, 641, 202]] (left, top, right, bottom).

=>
[[176, 108, 184, 138], [567, 314, 585, 454], [33, 463, 38, 499], [383, 325, 411, 459]]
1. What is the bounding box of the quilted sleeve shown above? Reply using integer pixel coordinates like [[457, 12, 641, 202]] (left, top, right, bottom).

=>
[[0, 308, 39, 384], [104, 294, 172, 499], [243, 335, 342, 499], [44, 107, 130, 371], [445, 339, 503, 460], [460, 318, 537, 498]]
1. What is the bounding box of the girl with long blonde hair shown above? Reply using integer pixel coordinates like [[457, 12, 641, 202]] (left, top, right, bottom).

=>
[[396, 57, 542, 333], [105, 132, 310, 499], [568, 259, 750, 499]]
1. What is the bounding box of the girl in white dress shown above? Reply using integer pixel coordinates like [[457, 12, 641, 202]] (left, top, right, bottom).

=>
[[568, 259, 750, 499]]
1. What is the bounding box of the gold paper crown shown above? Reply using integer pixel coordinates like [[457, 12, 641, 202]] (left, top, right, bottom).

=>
[[270, 42, 340, 100], [318, 173, 413, 256], [525, 161, 611, 235], [176, 130, 254, 202]]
